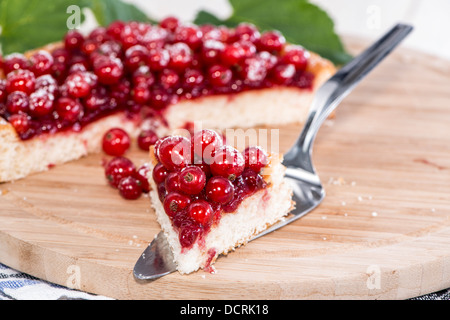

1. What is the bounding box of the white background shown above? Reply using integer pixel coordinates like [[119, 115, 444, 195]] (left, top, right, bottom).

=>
[[117, 0, 450, 60]]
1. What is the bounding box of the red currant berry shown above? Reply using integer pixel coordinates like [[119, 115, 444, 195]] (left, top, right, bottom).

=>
[[152, 163, 169, 184], [188, 200, 214, 226], [243, 146, 269, 173], [29, 50, 54, 76], [270, 64, 296, 84], [208, 65, 233, 87], [6, 69, 35, 95], [205, 176, 235, 204], [281, 45, 309, 71], [29, 89, 55, 117], [257, 30, 286, 53], [165, 172, 181, 193], [137, 129, 158, 151], [51, 48, 70, 65], [210, 145, 245, 181], [65, 71, 97, 98], [163, 192, 191, 218], [221, 42, 245, 66], [104, 156, 136, 188], [234, 23, 261, 43], [132, 65, 155, 87], [118, 176, 142, 200], [182, 69, 205, 90], [147, 48, 170, 71], [0, 80, 6, 104], [191, 129, 223, 164], [3, 54, 29, 75], [102, 128, 131, 156], [6, 91, 29, 114], [178, 221, 201, 248], [8, 113, 31, 135], [106, 20, 126, 40], [167, 42, 193, 71], [239, 57, 267, 85], [159, 69, 180, 90], [179, 166, 206, 195], [93, 55, 124, 85], [201, 40, 225, 65], [35, 75, 58, 94], [131, 82, 151, 104], [173, 24, 203, 50], [55, 97, 83, 123], [64, 30, 85, 51], [134, 163, 151, 193], [159, 16, 180, 32], [156, 135, 192, 171], [124, 45, 149, 72]]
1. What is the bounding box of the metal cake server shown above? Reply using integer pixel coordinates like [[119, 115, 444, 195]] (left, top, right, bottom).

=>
[[133, 23, 413, 281]]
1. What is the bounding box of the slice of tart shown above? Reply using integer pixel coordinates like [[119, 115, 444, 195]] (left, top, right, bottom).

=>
[[147, 129, 294, 274], [0, 18, 336, 182]]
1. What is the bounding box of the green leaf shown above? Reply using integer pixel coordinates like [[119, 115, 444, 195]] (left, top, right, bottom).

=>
[[195, 0, 352, 65], [88, 0, 155, 26], [194, 10, 233, 27], [0, 0, 87, 55]]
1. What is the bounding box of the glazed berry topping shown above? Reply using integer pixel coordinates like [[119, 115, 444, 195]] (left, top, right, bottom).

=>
[[151, 131, 269, 249], [0, 20, 313, 140], [102, 128, 131, 156]]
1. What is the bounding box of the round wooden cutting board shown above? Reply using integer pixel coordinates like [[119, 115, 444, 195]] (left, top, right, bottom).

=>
[[1, 39, 449, 300]]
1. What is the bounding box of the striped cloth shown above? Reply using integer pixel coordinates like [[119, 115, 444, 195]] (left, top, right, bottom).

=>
[[0, 263, 111, 300]]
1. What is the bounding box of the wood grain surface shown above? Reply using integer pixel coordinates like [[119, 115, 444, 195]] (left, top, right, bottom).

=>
[[0, 39, 449, 300]]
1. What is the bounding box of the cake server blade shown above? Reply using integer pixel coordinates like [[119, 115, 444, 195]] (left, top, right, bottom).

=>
[[133, 23, 413, 281], [133, 231, 176, 280]]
